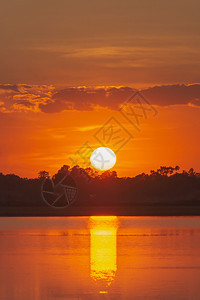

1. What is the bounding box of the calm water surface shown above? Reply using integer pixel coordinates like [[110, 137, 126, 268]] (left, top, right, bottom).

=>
[[0, 216, 200, 300]]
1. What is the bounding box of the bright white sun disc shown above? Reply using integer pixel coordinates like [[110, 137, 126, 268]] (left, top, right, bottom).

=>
[[90, 147, 116, 171]]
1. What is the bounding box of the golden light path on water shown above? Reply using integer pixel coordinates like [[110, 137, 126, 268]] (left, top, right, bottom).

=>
[[89, 216, 118, 294]]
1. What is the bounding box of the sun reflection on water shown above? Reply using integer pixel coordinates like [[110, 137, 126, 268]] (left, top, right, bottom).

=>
[[89, 216, 118, 293]]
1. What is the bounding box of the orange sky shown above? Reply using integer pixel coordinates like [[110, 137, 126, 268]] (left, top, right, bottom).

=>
[[0, 92, 200, 178], [0, 0, 200, 177], [1, 0, 200, 87]]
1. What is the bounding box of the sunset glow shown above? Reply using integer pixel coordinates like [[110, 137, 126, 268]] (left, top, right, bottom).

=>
[[1, 0, 200, 299], [0, 0, 200, 178]]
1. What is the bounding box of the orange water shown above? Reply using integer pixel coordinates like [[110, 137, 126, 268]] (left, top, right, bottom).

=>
[[0, 216, 200, 299]]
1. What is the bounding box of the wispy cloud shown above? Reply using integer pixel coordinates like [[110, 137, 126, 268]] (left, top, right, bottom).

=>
[[77, 125, 100, 132], [30, 44, 200, 69]]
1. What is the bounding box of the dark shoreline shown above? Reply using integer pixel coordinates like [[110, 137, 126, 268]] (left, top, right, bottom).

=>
[[1, 205, 200, 217]]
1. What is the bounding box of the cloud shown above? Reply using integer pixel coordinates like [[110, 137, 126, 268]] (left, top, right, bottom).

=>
[[0, 84, 54, 113], [0, 84, 19, 92], [142, 84, 200, 106], [39, 86, 134, 113], [40, 84, 200, 113], [0, 83, 200, 113]]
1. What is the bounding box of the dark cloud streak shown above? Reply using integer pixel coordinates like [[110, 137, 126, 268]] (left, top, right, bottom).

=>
[[0, 83, 200, 113], [40, 84, 200, 113]]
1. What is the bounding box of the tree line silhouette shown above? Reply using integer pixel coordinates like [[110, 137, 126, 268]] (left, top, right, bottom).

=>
[[0, 165, 200, 208]]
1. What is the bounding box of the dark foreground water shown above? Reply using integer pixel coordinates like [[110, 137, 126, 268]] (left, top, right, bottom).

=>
[[0, 217, 200, 300]]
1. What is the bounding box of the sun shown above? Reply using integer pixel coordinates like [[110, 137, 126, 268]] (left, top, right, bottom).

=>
[[90, 147, 116, 171]]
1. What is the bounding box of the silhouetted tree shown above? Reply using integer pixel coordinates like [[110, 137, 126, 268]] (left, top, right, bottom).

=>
[[188, 168, 196, 176], [38, 171, 49, 179], [57, 165, 70, 175], [0, 165, 200, 209]]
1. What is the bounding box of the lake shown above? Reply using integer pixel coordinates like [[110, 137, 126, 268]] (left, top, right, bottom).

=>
[[0, 216, 200, 299]]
